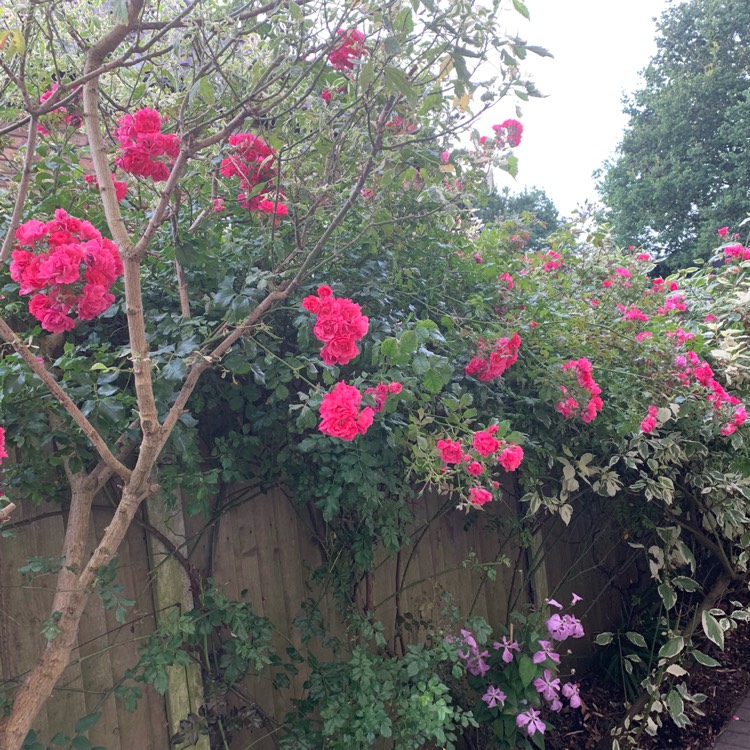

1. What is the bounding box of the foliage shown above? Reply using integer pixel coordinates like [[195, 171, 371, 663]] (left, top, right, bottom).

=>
[[597, 0, 750, 272], [477, 186, 562, 250]]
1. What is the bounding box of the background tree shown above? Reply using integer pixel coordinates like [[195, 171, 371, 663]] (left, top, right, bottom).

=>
[[477, 185, 561, 250], [597, 0, 750, 272]]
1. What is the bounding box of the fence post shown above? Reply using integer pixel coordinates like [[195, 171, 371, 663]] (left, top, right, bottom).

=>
[[145, 491, 210, 750]]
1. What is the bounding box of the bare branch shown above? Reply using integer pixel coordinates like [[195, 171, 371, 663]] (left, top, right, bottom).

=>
[[0, 119, 39, 264]]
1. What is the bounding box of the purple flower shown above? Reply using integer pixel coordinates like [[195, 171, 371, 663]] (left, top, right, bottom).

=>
[[546, 597, 563, 609], [493, 635, 520, 663], [482, 685, 507, 708], [550, 697, 563, 712], [533, 669, 561, 701], [571, 592, 583, 605], [516, 707, 546, 737], [547, 614, 585, 642], [532, 639, 560, 664], [563, 682, 582, 709]]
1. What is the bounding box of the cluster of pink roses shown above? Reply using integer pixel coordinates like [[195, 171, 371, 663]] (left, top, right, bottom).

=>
[[465, 332, 521, 381], [542, 250, 564, 273], [318, 382, 374, 441], [302, 285, 369, 366], [84, 172, 128, 202], [641, 405, 659, 433], [115, 108, 180, 182], [385, 115, 418, 133], [671, 352, 746, 435], [724, 244, 750, 262], [328, 29, 366, 71], [491, 118, 523, 148], [555, 358, 603, 423], [37, 83, 82, 136], [219, 133, 288, 217], [10, 210, 123, 332], [364, 381, 402, 412], [436, 426, 524, 508]]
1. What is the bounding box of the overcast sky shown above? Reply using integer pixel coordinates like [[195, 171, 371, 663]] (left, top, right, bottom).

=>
[[489, 0, 671, 216]]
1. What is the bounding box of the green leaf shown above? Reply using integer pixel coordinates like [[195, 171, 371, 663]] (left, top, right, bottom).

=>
[[594, 632, 614, 646], [518, 654, 535, 687], [110, 0, 129, 24], [512, 0, 530, 19], [399, 329, 418, 354], [198, 76, 215, 106], [658, 636, 684, 659], [658, 583, 677, 610], [358, 58, 375, 90], [665, 688, 685, 721], [75, 712, 101, 734], [701, 610, 724, 650], [626, 631, 647, 648], [384, 66, 418, 108], [693, 649, 720, 667], [383, 36, 401, 56]]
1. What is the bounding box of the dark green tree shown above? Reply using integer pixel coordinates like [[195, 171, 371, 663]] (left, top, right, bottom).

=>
[[597, 0, 750, 272], [477, 186, 561, 250]]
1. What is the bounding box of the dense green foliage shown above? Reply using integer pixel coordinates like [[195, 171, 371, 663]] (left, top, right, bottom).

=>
[[477, 186, 561, 250], [3, 0, 750, 748], [597, 0, 750, 272]]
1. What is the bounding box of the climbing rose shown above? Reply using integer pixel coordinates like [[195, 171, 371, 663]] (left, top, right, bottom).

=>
[[718, 226, 729, 237], [302, 286, 369, 365], [328, 29, 366, 70], [492, 119, 523, 148], [472, 430, 499, 456], [436, 438, 463, 464], [115, 108, 180, 182], [498, 444, 524, 471], [11, 210, 122, 331], [466, 461, 484, 477], [468, 487, 493, 507], [465, 333, 521, 381], [318, 382, 374, 441], [85, 173, 128, 202], [0, 427, 7, 464], [641, 405, 658, 434]]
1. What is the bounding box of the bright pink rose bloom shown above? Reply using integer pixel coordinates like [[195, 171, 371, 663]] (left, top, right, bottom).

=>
[[28, 293, 76, 333], [718, 226, 729, 237], [38, 244, 83, 285], [436, 438, 463, 464], [468, 487, 493, 506], [78, 284, 115, 319], [15, 220, 47, 247], [499, 444, 524, 471], [466, 461, 484, 477], [388, 382, 402, 394], [0, 427, 7, 463], [318, 382, 374, 441], [328, 29, 366, 71], [640, 405, 658, 434], [473, 430, 500, 456]]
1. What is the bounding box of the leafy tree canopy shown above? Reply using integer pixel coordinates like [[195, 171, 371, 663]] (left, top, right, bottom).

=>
[[477, 185, 561, 250], [597, 0, 750, 272]]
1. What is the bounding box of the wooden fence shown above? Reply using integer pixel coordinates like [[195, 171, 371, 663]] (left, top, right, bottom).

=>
[[0, 480, 636, 750]]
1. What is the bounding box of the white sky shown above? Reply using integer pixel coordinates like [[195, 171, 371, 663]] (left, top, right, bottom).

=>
[[490, 0, 671, 216]]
